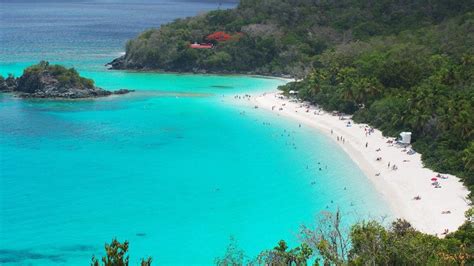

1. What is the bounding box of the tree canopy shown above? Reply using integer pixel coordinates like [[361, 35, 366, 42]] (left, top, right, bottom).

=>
[[20, 61, 95, 91], [280, 13, 474, 198], [113, 0, 473, 77]]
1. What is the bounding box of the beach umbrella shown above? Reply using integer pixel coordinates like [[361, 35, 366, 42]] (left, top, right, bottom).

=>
[[431, 177, 438, 181]]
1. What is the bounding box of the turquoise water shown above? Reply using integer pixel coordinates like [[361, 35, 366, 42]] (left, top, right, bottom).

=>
[[0, 1, 390, 265]]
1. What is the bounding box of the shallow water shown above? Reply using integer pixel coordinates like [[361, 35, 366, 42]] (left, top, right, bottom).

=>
[[0, 1, 390, 265]]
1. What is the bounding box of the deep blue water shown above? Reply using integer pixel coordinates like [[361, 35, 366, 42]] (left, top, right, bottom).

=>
[[0, 0, 236, 69], [0, 1, 390, 265]]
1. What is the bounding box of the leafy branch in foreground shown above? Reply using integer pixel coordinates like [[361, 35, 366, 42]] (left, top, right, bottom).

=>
[[91, 239, 152, 266], [215, 236, 251, 266], [93, 211, 473, 265], [300, 209, 350, 265], [300, 210, 473, 265], [214, 209, 473, 265], [256, 240, 313, 266]]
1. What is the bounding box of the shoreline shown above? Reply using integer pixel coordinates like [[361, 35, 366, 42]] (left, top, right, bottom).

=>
[[235, 91, 470, 236], [106, 61, 296, 82]]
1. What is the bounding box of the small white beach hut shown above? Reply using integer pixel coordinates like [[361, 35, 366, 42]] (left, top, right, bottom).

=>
[[400, 132, 412, 144], [289, 90, 297, 95]]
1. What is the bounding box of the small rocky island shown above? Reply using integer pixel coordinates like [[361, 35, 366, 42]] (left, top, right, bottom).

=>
[[0, 61, 133, 98]]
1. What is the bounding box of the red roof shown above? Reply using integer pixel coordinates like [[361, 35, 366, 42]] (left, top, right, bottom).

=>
[[206, 31, 232, 42], [190, 43, 213, 49]]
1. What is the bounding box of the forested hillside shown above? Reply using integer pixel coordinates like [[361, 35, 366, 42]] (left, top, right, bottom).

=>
[[280, 12, 474, 197], [110, 0, 473, 77]]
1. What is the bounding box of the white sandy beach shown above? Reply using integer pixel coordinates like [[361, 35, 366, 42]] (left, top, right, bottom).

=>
[[234, 91, 470, 236]]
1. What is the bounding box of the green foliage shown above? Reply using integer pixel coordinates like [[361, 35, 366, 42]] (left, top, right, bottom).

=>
[[445, 221, 474, 263], [100, 217, 473, 265], [22, 61, 95, 89], [215, 237, 249, 266], [5, 73, 17, 87], [0, 73, 18, 91], [204, 51, 232, 69], [283, 13, 474, 199], [298, 212, 473, 265], [256, 240, 313, 266], [349, 221, 390, 264], [91, 239, 152, 266], [118, 0, 473, 76], [299, 209, 351, 265]]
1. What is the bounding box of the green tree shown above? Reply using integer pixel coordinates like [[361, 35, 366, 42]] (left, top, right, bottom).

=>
[[215, 237, 249, 266], [91, 239, 152, 266], [256, 240, 312, 266], [349, 220, 390, 265], [300, 210, 350, 265]]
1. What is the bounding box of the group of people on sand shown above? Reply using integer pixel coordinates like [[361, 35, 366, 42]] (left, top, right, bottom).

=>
[[271, 105, 284, 111], [269, 101, 286, 111], [431, 173, 449, 189], [238, 92, 462, 238], [413, 194, 456, 236], [331, 128, 347, 144], [384, 161, 397, 170], [233, 94, 252, 100], [364, 126, 375, 136]]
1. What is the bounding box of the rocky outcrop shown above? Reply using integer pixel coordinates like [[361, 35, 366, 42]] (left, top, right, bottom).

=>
[[2, 61, 134, 99], [16, 73, 112, 98], [0, 75, 18, 92], [106, 56, 146, 71], [113, 89, 134, 95], [106, 56, 127, 70]]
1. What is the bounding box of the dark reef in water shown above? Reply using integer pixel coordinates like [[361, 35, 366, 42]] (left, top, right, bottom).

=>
[[0, 244, 97, 264], [0, 249, 66, 264], [0, 61, 133, 99]]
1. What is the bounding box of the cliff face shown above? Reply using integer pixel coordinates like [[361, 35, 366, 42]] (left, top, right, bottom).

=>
[[1, 62, 133, 99]]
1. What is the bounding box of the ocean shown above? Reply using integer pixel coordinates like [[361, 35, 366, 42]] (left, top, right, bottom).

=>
[[0, 1, 390, 265]]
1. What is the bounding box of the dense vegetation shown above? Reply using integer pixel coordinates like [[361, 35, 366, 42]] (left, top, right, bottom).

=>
[[252, 212, 474, 265], [217, 210, 474, 265], [0, 73, 17, 92], [113, 0, 473, 77], [95, 209, 473, 265], [18, 61, 95, 92], [280, 12, 474, 198], [91, 239, 152, 266], [0, 61, 95, 93], [1, 61, 132, 98]]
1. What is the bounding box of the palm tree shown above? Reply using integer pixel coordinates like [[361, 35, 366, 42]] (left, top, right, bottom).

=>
[[462, 142, 474, 174]]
